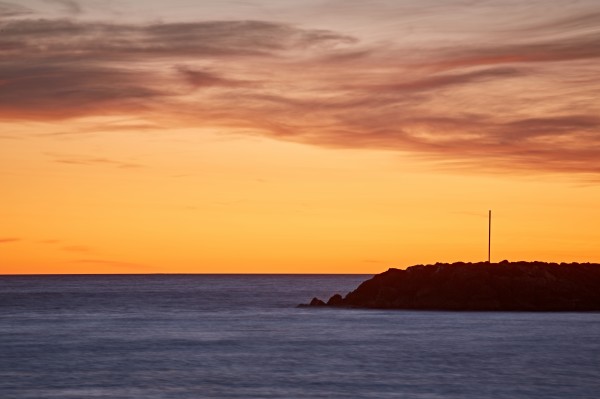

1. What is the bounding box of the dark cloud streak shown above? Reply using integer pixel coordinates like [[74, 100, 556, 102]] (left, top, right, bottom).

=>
[[429, 33, 600, 71], [0, 63, 165, 119], [0, 237, 20, 243], [175, 66, 251, 89], [50, 155, 144, 169], [0, 19, 353, 60]]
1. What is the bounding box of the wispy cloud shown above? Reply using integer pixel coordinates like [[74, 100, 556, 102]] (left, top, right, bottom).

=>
[[0, 18, 351, 119], [426, 33, 600, 71], [1, 2, 599, 176], [44, 0, 82, 15], [175, 66, 252, 90], [0, 19, 353, 60], [50, 154, 144, 169], [0, 2, 31, 18], [39, 119, 162, 137], [0, 237, 20, 243], [0, 63, 165, 119]]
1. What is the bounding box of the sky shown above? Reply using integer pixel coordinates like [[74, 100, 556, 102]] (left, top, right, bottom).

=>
[[1, 0, 600, 274]]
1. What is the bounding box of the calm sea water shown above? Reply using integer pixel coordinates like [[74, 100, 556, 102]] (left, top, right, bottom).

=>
[[1, 274, 600, 399]]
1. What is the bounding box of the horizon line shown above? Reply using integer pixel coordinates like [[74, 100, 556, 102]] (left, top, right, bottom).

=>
[[0, 272, 373, 276]]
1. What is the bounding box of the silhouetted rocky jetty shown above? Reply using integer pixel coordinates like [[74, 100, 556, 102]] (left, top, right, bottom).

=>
[[302, 261, 600, 311]]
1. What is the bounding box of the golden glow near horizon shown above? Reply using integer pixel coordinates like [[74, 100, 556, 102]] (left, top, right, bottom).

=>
[[2, 0, 600, 273]]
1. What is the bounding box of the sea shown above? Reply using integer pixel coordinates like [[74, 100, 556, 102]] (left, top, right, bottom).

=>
[[1, 274, 600, 399]]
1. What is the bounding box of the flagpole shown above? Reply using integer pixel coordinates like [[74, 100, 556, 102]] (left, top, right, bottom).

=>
[[488, 210, 491, 263]]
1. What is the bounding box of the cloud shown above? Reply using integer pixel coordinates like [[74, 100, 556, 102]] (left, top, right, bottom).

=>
[[0, 237, 20, 243], [51, 155, 144, 169], [1, 7, 600, 176], [346, 67, 524, 94], [0, 19, 354, 61], [515, 10, 600, 36], [0, 2, 31, 18], [44, 0, 82, 15], [37, 240, 94, 254], [0, 63, 165, 119], [175, 66, 251, 89], [0, 19, 351, 120], [427, 33, 600, 71], [40, 122, 162, 137]]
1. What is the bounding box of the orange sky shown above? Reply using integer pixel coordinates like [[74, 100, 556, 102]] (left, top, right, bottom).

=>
[[1, 0, 600, 273]]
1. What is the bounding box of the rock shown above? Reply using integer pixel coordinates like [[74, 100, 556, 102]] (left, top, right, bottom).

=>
[[327, 294, 344, 306], [309, 297, 326, 306], [301, 261, 600, 311]]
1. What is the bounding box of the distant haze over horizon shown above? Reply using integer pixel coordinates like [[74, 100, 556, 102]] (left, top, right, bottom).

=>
[[2, 0, 600, 274]]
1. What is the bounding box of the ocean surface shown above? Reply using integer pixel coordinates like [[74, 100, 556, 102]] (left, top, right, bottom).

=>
[[1, 275, 600, 399]]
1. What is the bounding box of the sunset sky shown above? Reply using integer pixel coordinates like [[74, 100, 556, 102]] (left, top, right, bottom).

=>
[[2, 0, 600, 273]]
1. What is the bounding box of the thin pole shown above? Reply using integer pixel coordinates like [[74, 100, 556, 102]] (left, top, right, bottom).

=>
[[488, 210, 491, 263]]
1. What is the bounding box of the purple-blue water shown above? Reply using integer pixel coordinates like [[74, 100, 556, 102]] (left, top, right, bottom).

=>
[[1, 274, 600, 398]]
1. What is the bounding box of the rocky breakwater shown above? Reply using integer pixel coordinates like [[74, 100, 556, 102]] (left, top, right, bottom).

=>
[[303, 261, 600, 311]]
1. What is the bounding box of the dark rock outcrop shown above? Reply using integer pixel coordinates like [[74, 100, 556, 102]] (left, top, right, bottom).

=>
[[309, 297, 326, 306], [302, 261, 600, 311], [326, 294, 344, 306]]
